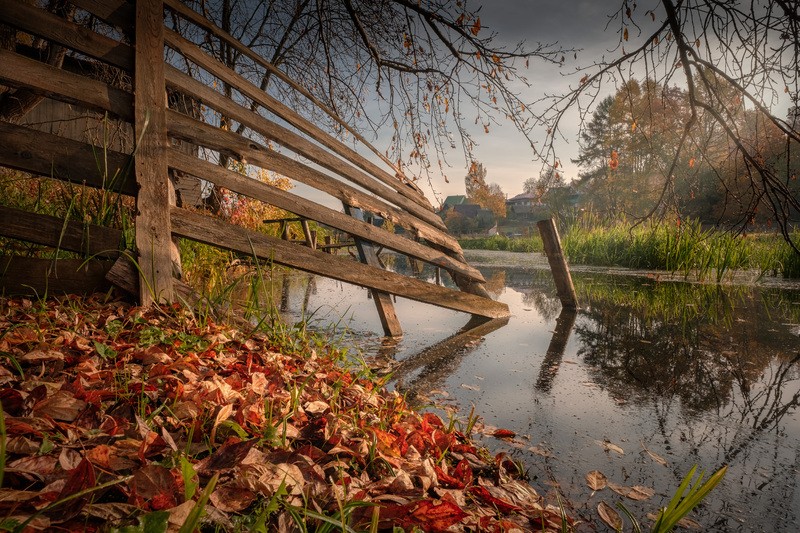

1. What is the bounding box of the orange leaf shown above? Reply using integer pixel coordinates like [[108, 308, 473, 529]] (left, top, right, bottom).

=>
[[493, 428, 516, 439], [624, 27, 629, 41], [471, 17, 481, 36]]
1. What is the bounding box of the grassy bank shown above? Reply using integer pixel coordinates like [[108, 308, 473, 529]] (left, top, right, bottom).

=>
[[460, 218, 800, 280]]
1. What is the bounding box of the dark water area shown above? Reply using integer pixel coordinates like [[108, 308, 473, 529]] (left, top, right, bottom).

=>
[[276, 250, 800, 532]]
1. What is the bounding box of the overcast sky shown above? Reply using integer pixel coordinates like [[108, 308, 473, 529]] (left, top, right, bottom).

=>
[[416, 0, 661, 202]]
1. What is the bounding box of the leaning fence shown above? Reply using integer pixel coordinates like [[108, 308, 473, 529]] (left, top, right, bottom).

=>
[[0, 0, 509, 336]]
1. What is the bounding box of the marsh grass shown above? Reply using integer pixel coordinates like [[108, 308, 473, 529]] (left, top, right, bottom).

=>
[[460, 234, 544, 253], [560, 215, 799, 280]]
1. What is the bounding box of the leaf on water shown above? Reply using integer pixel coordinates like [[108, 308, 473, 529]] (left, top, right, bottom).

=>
[[460, 383, 480, 391], [677, 516, 703, 529], [597, 501, 623, 530], [627, 485, 655, 501], [586, 470, 607, 491], [492, 429, 516, 439], [607, 481, 632, 498], [528, 446, 554, 458], [595, 439, 625, 455], [641, 441, 669, 467]]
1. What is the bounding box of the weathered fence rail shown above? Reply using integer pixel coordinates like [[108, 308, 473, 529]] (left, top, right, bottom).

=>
[[0, 0, 510, 334]]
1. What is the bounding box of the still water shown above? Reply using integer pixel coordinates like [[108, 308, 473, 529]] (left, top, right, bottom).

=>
[[276, 250, 800, 532]]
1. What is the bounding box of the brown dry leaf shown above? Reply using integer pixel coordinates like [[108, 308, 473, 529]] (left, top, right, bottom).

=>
[[607, 481, 632, 498], [627, 485, 655, 501], [677, 516, 703, 529], [528, 446, 554, 458], [597, 501, 623, 530], [641, 441, 669, 467], [0, 489, 39, 504], [18, 349, 64, 363], [210, 484, 257, 512], [211, 403, 234, 442], [595, 439, 625, 455], [586, 470, 607, 491], [34, 390, 86, 421]]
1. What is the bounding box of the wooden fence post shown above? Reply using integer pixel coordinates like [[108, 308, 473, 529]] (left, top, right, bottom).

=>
[[537, 218, 578, 309], [344, 205, 403, 337], [135, 0, 173, 305]]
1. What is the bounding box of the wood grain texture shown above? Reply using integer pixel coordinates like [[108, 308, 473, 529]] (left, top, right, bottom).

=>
[[0, 256, 114, 296], [0, 0, 133, 71], [0, 206, 123, 259], [167, 149, 484, 282], [0, 49, 133, 121], [538, 218, 578, 309], [134, 0, 173, 305], [69, 0, 135, 33], [165, 110, 460, 253], [0, 121, 136, 194], [345, 205, 403, 337], [171, 208, 510, 319]]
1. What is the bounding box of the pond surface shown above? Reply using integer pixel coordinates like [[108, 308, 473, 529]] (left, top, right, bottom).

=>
[[276, 250, 800, 532]]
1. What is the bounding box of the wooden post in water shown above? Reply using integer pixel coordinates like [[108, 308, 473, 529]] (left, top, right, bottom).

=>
[[134, 0, 173, 305], [537, 217, 578, 309], [344, 205, 403, 337]]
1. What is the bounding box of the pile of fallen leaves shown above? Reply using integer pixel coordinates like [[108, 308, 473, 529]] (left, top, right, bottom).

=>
[[0, 295, 573, 532]]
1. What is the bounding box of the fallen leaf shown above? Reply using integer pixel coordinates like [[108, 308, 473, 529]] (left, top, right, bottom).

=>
[[528, 446, 554, 458], [608, 481, 632, 498], [598, 501, 623, 530], [34, 390, 87, 422], [595, 439, 625, 455], [130, 465, 180, 510], [586, 470, 607, 491], [492, 429, 516, 439], [641, 441, 669, 467], [627, 485, 655, 501]]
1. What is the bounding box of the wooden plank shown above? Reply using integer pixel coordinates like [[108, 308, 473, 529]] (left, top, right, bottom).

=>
[[171, 208, 510, 319], [166, 149, 483, 282], [537, 218, 578, 309], [0, 256, 114, 296], [0, 122, 136, 195], [134, 0, 173, 305], [0, 0, 134, 71], [165, 111, 462, 254], [0, 206, 123, 259], [345, 206, 402, 337], [0, 49, 134, 121], [162, 54, 444, 232], [69, 0, 135, 33], [162, 0, 428, 205]]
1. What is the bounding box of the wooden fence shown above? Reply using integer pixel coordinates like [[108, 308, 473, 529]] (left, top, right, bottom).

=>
[[0, 0, 509, 336]]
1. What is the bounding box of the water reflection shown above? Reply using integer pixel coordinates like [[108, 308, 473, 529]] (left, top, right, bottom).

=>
[[274, 255, 800, 531]]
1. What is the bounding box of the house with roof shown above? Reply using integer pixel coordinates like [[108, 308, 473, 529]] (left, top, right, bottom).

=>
[[505, 192, 540, 219]]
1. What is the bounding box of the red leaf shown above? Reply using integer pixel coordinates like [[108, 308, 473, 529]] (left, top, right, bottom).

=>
[[129, 465, 179, 510], [452, 459, 474, 486], [46, 458, 96, 520], [405, 496, 468, 533], [492, 428, 516, 439], [468, 486, 522, 514]]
